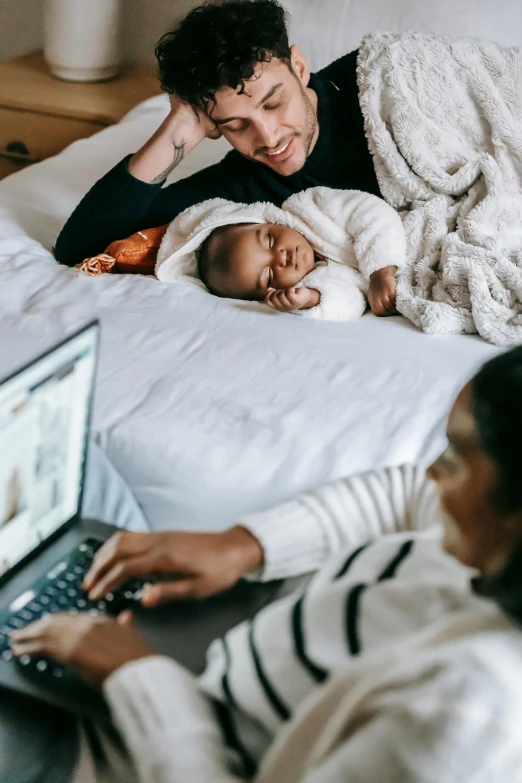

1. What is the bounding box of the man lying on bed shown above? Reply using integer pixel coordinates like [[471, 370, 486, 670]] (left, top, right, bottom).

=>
[[54, 0, 383, 285]]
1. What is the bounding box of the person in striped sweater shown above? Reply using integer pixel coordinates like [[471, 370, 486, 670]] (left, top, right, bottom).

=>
[[8, 345, 522, 782]]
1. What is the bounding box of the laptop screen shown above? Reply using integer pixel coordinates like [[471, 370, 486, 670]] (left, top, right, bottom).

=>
[[0, 323, 99, 578]]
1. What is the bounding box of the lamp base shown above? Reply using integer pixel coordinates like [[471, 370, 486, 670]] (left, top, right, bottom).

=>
[[47, 62, 120, 83]]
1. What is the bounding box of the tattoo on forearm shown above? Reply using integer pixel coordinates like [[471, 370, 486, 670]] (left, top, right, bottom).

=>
[[150, 140, 186, 184]]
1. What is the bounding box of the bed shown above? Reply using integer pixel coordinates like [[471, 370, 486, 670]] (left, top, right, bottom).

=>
[[0, 0, 520, 532]]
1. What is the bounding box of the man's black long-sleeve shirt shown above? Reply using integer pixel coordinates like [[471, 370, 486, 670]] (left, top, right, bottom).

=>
[[55, 50, 380, 267]]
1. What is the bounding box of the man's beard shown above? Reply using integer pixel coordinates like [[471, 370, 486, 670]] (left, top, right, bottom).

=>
[[299, 81, 317, 158]]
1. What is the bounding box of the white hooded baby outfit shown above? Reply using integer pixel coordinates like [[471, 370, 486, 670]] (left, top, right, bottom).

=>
[[155, 186, 407, 321]]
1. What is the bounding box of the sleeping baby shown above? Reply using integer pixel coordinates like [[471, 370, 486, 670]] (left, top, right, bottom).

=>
[[155, 186, 407, 321], [78, 186, 407, 322]]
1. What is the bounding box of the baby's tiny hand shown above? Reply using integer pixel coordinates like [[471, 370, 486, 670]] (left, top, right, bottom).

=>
[[368, 266, 398, 317], [266, 286, 320, 312]]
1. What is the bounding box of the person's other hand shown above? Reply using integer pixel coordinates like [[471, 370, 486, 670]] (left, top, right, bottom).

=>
[[168, 94, 222, 141], [266, 286, 320, 312], [82, 527, 264, 606], [10, 611, 152, 688], [368, 266, 398, 316]]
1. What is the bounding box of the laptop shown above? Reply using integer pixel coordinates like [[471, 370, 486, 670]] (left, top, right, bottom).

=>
[[0, 321, 282, 718]]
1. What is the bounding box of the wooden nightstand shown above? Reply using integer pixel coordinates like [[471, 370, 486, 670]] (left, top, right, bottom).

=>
[[0, 52, 160, 180]]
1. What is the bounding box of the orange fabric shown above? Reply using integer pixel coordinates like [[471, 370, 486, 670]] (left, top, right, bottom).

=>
[[76, 224, 169, 276]]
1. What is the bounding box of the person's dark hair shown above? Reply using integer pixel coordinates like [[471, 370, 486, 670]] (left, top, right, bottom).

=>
[[197, 231, 219, 294], [196, 227, 232, 296], [471, 345, 522, 622], [155, 0, 291, 111], [472, 346, 522, 513]]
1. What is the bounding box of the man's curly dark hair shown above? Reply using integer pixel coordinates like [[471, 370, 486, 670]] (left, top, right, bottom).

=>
[[155, 0, 292, 111]]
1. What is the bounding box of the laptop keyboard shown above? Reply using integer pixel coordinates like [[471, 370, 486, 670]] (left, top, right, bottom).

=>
[[0, 538, 153, 680]]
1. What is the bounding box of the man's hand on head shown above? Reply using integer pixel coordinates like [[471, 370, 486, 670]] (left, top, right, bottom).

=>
[[128, 94, 221, 183], [266, 286, 321, 312], [368, 266, 398, 316], [81, 527, 264, 606], [167, 94, 222, 141]]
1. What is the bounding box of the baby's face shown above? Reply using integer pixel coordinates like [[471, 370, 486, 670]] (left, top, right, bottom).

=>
[[208, 223, 316, 300]]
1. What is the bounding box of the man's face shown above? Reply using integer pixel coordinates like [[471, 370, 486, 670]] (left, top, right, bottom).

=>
[[209, 45, 319, 176]]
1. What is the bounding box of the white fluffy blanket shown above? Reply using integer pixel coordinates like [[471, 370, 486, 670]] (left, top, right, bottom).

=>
[[357, 32, 522, 346]]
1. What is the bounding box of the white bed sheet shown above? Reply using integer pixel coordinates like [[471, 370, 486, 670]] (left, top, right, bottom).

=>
[[1, 7, 511, 530]]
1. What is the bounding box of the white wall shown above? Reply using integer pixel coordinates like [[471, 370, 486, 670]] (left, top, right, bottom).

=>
[[0, 0, 43, 61], [0, 0, 200, 65], [121, 0, 200, 65], [2, 0, 522, 68]]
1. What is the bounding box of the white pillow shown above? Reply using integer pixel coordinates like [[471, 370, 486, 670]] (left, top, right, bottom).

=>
[[284, 0, 522, 73]]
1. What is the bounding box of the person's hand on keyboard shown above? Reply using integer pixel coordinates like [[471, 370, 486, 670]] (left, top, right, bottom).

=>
[[9, 610, 152, 688], [82, 528, 264, 606]]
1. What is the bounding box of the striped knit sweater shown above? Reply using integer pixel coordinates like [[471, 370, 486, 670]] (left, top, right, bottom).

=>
[[198, 528, 485, 766], [103, 466, 522, 783]]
